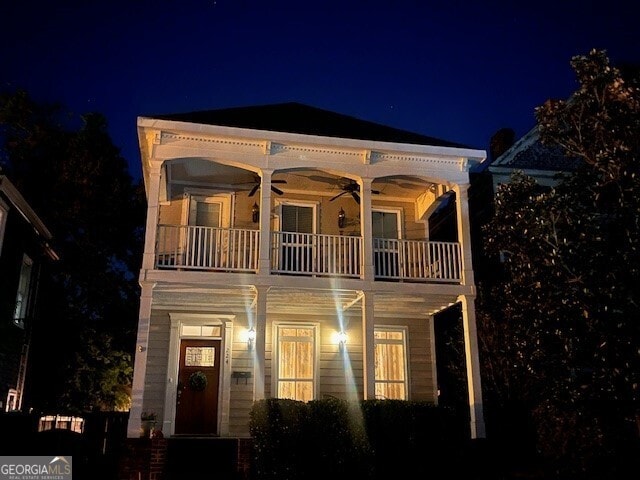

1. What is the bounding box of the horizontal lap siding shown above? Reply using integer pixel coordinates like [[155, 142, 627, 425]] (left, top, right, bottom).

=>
[[229, 314, 253, 436], [143, 311, 171, 423], [376, 316, 434, 401]]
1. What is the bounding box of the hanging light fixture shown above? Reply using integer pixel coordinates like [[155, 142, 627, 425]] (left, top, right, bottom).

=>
[[338, 207, 346, 229], [252, 202, 259, 223]]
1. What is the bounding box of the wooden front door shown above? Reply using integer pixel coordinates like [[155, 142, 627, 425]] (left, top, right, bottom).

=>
[[175, 339, 221, 435]]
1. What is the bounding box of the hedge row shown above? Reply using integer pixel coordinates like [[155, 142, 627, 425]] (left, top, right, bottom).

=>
[[249, 397, 467, 480]]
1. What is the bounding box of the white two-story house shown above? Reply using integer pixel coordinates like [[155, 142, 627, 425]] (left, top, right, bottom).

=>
[[127, 103, 487, 440]]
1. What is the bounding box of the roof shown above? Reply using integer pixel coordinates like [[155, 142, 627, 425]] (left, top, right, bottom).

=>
[[0, 174, 58, 260], [490, 127, 583, 172], [150, 102, 471, 149]]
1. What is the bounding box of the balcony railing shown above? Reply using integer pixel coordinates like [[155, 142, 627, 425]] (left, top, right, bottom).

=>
[[271, 232, 362, 277], [156, 224, 260, 272], [155, 225, 462, 282]]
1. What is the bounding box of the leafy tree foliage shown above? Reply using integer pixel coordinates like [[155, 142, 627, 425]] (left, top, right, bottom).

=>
[[478, 50, 640, 477], [0, 89, 145, 412]]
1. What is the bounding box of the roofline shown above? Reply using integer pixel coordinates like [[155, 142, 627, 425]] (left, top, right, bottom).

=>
[[137, 116, 487, 162], [0, 175, 59, 260]]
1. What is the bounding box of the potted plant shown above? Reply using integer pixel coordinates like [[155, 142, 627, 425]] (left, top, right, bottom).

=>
[[140, 411, 157, 438]]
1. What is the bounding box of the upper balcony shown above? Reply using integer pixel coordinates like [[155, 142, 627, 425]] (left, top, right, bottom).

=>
[[152, 159, 465, 284], [155, 224, 461, 282]]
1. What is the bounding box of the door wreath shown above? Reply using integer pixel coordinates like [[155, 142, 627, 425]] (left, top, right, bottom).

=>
[[189, 371, 208, 391]]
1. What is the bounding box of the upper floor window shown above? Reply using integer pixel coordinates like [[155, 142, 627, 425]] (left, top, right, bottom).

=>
[[13, 254, 34, 328]]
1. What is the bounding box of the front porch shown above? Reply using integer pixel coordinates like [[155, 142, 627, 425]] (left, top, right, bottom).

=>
[[155, 225, 462, 283]]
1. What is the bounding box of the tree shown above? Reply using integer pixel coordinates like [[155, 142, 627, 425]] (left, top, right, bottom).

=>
[[0, 89, 145, 412], [478, 50, 640, 477]]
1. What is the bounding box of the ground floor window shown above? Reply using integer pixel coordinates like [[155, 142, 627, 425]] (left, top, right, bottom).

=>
[[374, 327, 408, 399], [275, 324, 316, 401]]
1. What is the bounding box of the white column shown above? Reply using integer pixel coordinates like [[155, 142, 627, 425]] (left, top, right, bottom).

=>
[[359, 178, 375, 281], [253, 286, 268, 400], [257, 170, 273, 275], [361, 292, 375, 399], [127, 281, 155, 438], [141, 164, 163, 271], [458, 294, 486, 439], [453, 183, 475, 286]]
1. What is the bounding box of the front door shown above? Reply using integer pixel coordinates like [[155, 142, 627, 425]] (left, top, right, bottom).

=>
[[372, 210, 401, 277], [175, 339, 221, 434]]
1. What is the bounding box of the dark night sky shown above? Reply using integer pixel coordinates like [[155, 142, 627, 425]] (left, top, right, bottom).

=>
[[2, 0, 639, 180]]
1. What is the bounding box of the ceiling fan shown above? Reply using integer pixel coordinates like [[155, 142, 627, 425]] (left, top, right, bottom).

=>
[[329, 179, 380, 205], [236, 174, 287, 197]]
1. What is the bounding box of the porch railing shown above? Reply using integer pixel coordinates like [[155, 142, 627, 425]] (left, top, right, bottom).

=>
[[271, 232, 362, 277], [373, 238, 461, 282], [155, 225, 462, 282], [156, 224, 260, 272]]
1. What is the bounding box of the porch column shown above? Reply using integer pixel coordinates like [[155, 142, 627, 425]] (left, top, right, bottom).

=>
[[257, 170, 273, 275], [361, 291, 375, 399], [127, 281, 155, 438], [359, 178, 375, 281], [458, 294, 486, 439], [453, 183, 475, 286], [141, 163, 163, 271], [253, 285, 268, 400]]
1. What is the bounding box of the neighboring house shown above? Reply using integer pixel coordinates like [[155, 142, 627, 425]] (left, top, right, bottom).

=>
[[488, 125, 582, 190], [127, 102, 487, 440], [0, 173, 57, 412]]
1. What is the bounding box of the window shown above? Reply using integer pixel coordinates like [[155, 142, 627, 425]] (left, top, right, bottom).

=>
[[13, 254, 33, 328], [5, 389, 17, 412], [275, 324, 317, 401], [182, 192, 231, 268], [374, 327, 408, 399], [0, 199, 8, 256], [372, 210, 400, 240]]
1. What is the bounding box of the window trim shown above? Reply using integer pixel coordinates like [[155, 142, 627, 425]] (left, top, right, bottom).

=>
[[272, 322, 320, 401], [181, 190, 233, 228], [371, 206, 403, 239], [374, 325, 409, 400], [13, 254, 34, 329], [274, 199, 319, 234], [0, 198, 8, 256]]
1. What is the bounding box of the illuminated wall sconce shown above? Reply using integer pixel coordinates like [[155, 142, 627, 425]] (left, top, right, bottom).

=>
[[336, 331, 348, 350], [247, 327, 256, 350], [338, 207, 346, 229], [252, 202, 259, 223]]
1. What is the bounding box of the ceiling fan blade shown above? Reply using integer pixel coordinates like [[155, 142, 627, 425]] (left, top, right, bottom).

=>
[[271, 185, 284, 195], [248, 184, 260, 197], [329, 191, 348, 202], [372, 189, 381, 195], [351, 192, 360, 204], [272, 179, 287, 184]]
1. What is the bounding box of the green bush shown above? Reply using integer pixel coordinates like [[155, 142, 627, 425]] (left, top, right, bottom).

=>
[[249, 398, 463, 480]]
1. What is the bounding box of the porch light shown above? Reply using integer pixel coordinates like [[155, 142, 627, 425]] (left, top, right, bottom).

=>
[[252, 202, 259, 223], [338, 207, 346, 229], [336, 331, 348, 346], [247, 328, 256, 350]]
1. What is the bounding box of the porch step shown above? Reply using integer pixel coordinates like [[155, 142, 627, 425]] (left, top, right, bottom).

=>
[[164, 437, 252, 480]]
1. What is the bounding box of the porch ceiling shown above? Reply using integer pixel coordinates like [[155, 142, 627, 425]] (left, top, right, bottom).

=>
[[150, 284, 459, 317], [166, 160, 435, 201]]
